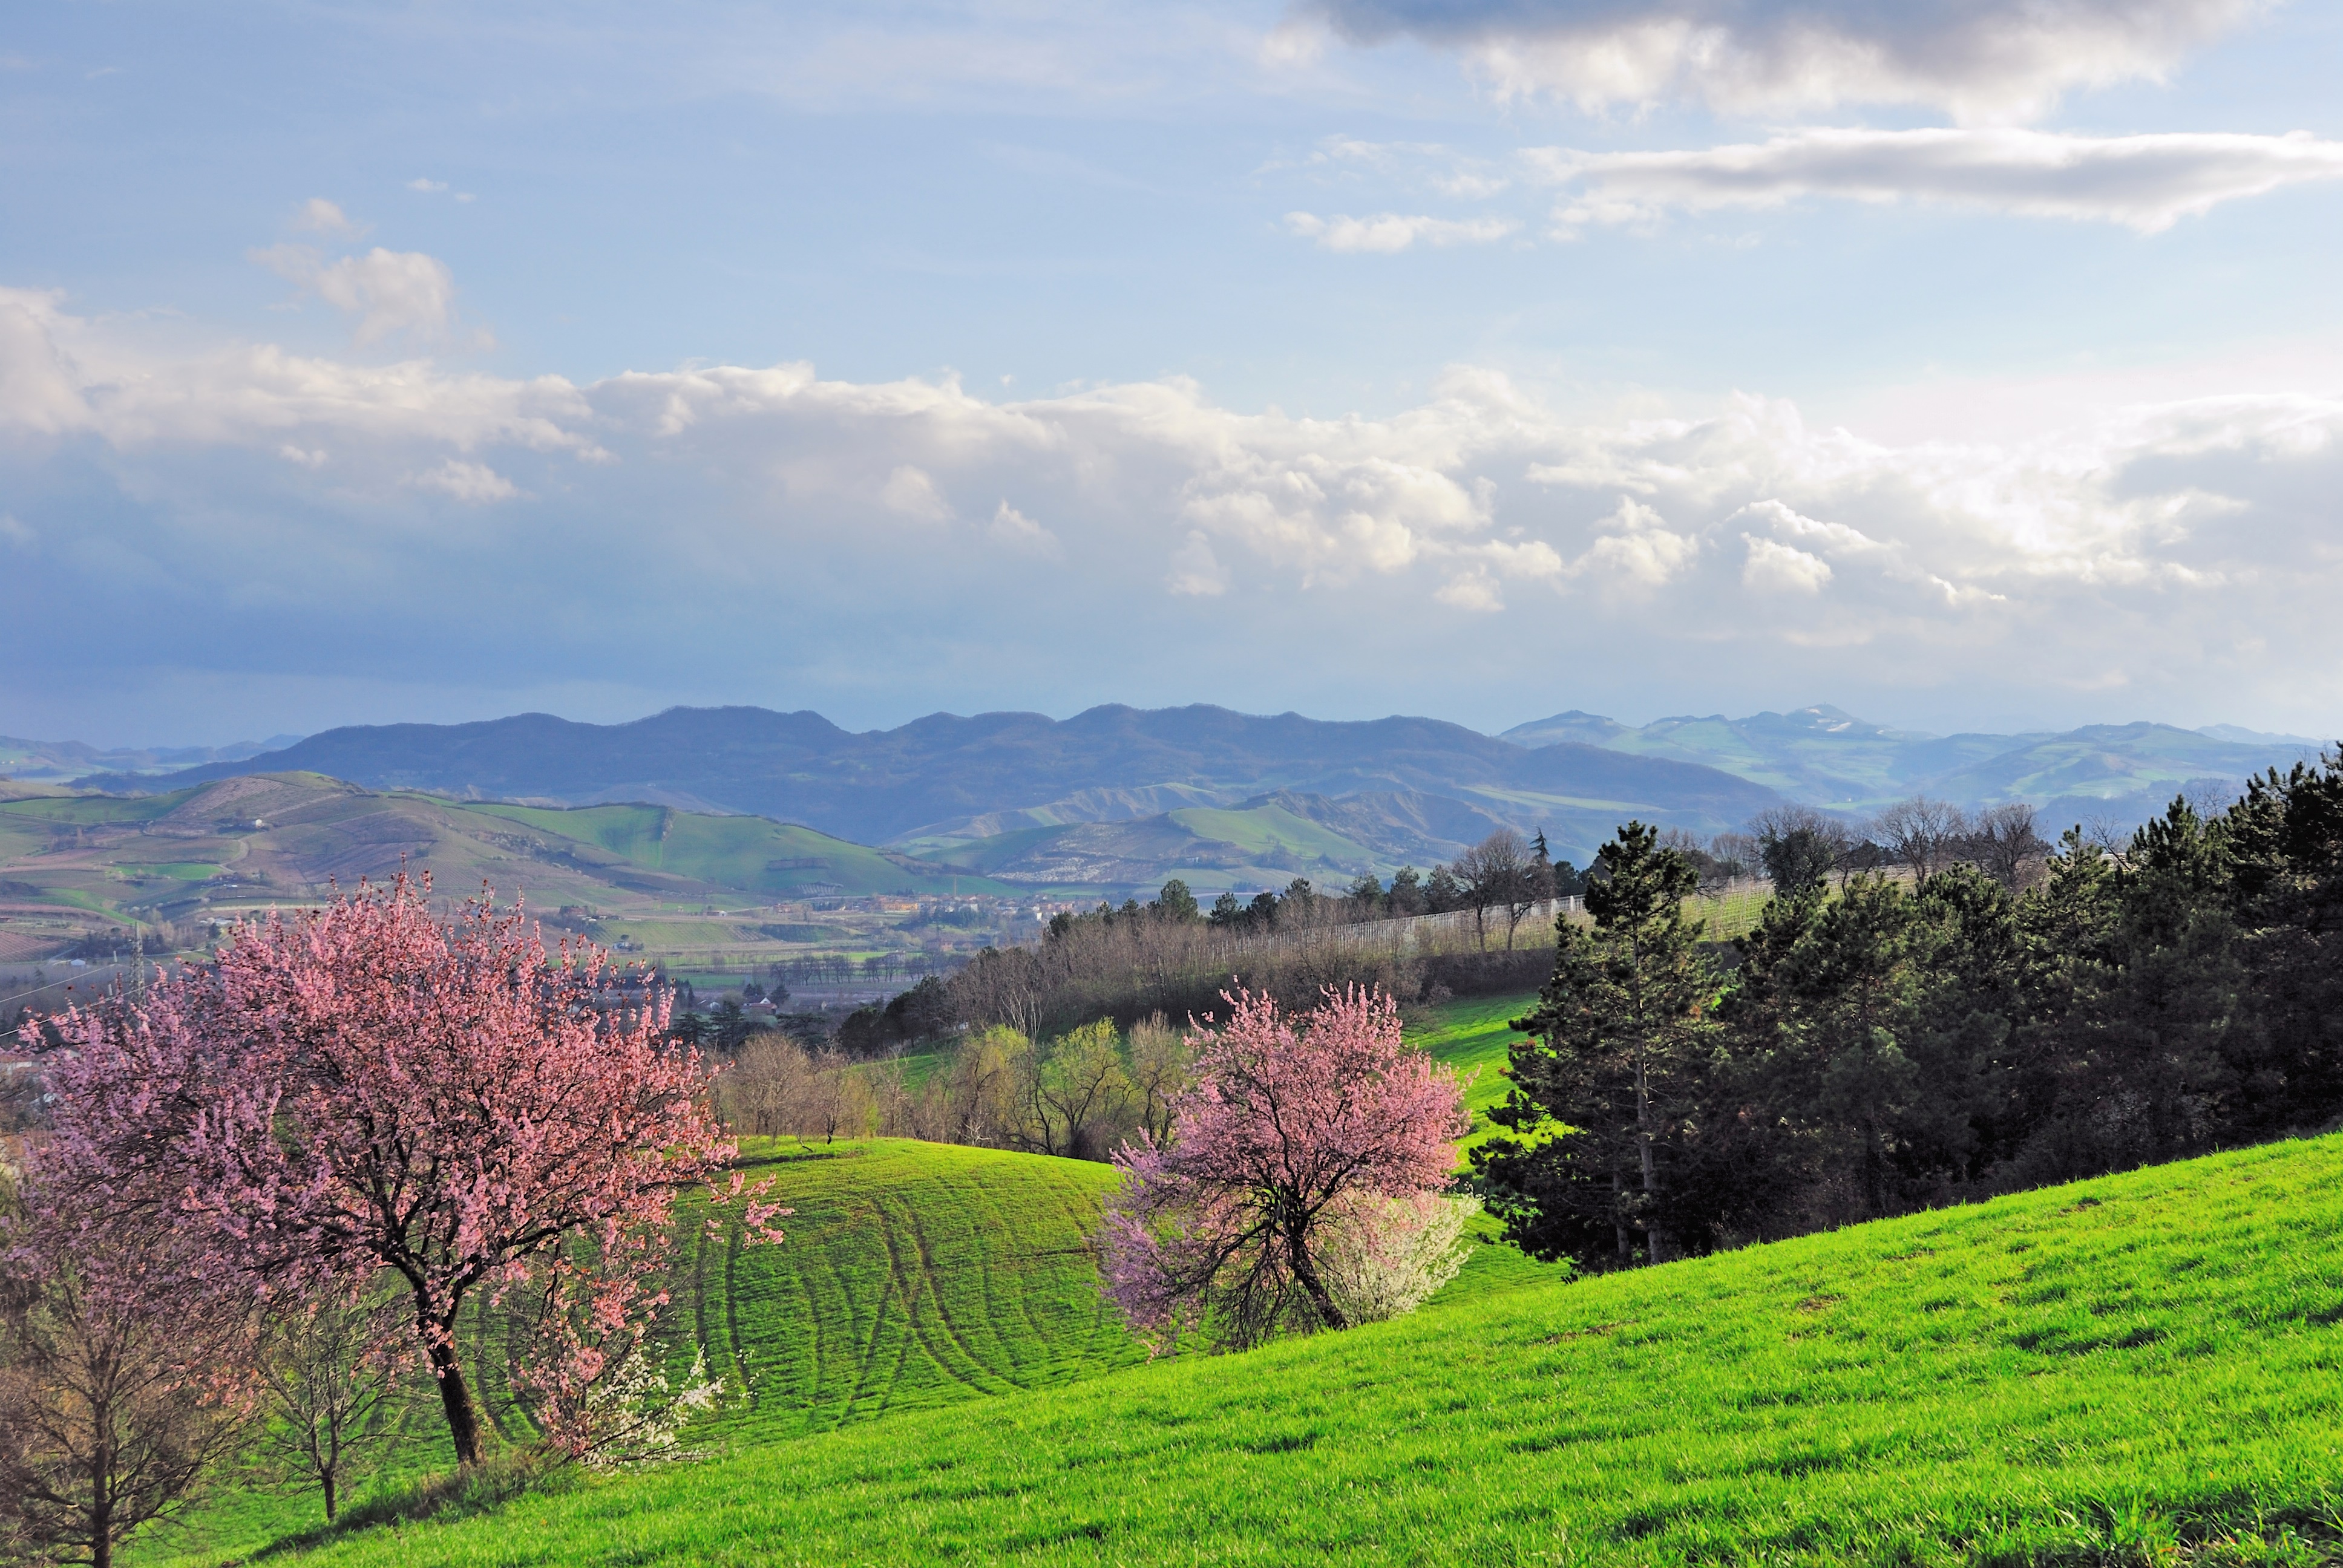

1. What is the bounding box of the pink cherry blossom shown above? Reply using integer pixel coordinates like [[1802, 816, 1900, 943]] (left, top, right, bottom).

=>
[[1099, 984, 1468, 1353]]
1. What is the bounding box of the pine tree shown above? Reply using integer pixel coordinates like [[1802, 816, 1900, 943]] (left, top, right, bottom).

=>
[[1475, 823, 1714, 1267]]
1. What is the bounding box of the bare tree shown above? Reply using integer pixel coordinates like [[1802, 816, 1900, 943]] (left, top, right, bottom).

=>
[[807, 1048, 874, 1143], [1126, 1013, 1194, 1143], [1452, 829, 1530, 951], [1970, 802, 2048, 889], [1746, 805, 1852, 893], [724, 1035, 819, 1136], [253, 1290, 401, 1523], [1706, 832, 1760, 881], [1869, 797, 1970, 883], [0, 1212, 254, 1568], [1504, 839, 1556, 949]]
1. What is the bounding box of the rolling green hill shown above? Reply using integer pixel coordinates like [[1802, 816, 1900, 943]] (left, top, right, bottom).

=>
[[0, 776, 1015, 971], [458, 802, 1011, 898], [171, 1128, 2343, 1566], [666, 1139, 1142, 1443]]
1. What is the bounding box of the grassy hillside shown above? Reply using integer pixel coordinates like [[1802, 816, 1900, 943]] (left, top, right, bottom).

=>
[[668, 1139, 1141, 1443], [1411, 991, 1533, 1157], [148, 1138, 1155, 1563], [459, 802, 1012, 898], [0, 776, 1024, 984], [188, 1130, 2343, 1566], [1501, 705, 2325, 815]]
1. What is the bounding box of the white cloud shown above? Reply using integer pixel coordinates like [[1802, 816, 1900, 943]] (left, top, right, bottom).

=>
[[278, 444, 328, 469], [291, 198, 367, 238], [1742, 534, 1833, 593], [407, 178, 449, 194], [413, 458, 518, 503], [1530, 128, 2343, 234], [1568, 495, 1700, 587], [881, 463, 952, 521], [252, 244, 465, 347], [1167, 531, 1230, 596], [10, 291, 2343, 728], [0, 514, 35, 553], [0, 288, 93, 436], [1304, 0, 2269, 121], [991, 500, 1062, 557], [1435, 566, 1504, 612], [1285, 211, 1519, 252]]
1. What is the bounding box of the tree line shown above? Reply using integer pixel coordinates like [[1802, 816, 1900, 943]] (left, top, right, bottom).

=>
[[1475, 755, 2343, 1269]]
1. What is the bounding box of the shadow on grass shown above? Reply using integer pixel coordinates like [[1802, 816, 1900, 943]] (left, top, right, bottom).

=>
[[229, 1448, 583, 1564]]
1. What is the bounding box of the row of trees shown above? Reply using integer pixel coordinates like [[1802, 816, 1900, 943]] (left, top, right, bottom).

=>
[[726, 1015, 1193, 1161], [1193, 828, 1585, 950], [1746, 800, 2049, 893], [1476, 754, 2343, 1269]]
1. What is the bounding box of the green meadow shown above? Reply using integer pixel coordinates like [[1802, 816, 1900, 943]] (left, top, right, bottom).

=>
[[152, 1116, 2343, 1566]]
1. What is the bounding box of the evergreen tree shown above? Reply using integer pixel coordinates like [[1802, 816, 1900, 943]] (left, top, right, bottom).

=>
[[1475, 823, 1714, 1267]]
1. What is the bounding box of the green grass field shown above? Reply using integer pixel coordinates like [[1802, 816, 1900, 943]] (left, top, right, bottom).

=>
[[146, 1138, 1154, 1563], [158, 1121, 2343, 1567], [1410, 991, 1535, 1157]]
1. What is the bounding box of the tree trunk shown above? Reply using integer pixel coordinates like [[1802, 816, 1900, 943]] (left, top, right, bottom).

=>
[[1613, 1169, 1631, 1264], [323, 1468, 338, 1523], [1285, 1216, 1348, 1331], [427, 1336, 485, 1468], [1636, 1050, 1666, 1264]]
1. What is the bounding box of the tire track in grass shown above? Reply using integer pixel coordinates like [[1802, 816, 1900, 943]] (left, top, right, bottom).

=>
[[877, 1190, 997, 1400], [904, 1192, 1018, 1396], [841, 1193, 919, 1425]]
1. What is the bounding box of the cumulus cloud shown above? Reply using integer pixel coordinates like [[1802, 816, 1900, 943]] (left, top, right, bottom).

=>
[[1529, 128, 2343, 233], [1299, 0, 2268, 120], [291, 198, 367, 238], [1571, 495, 1701, 586], [1435, 566, 1505, 612], [881, 463, 952, 521], [413, 458, 519, 503], [251, 244, 464, 346], [1167, 531, 1230, 596], [8, 291, 2343, 730], [1285, 211, 1519, 252], [991, 499, 1062, 557], [407, 178, 448, 194], [1742, 534, 1833, 593]]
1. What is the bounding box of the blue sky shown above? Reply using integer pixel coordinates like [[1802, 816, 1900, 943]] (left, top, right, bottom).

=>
[[4, 1, 2342, 746]]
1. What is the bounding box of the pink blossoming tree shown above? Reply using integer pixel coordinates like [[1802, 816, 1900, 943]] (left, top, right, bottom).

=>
[[41, 874, 782, 1469], [1098, 985, 1469, 1352]]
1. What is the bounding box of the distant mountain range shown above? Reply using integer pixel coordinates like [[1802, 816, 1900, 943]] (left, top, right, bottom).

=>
[[0, 733, 305, 786], [84, 705, 1786, 871], [8, 700, 2329, 895], [1500, 705, 2328, 825]]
